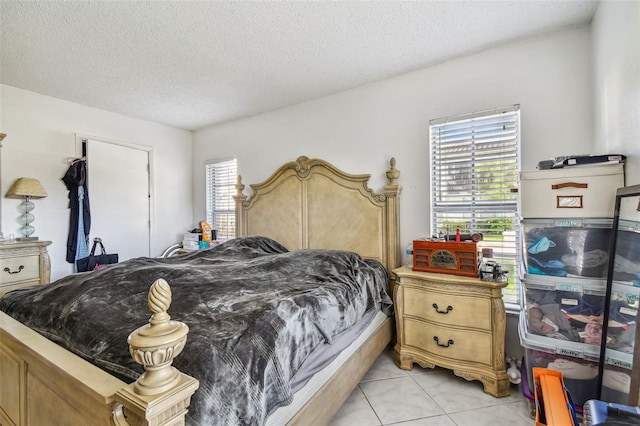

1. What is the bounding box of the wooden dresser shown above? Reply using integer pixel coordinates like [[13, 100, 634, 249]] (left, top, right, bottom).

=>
[[0, 240, 51, 297], [392, 266, 510, 397]]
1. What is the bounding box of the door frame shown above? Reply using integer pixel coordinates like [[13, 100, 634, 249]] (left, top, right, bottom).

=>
[[74, 133, 154, 256]]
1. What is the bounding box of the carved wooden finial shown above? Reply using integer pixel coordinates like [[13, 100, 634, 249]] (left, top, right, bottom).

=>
[[385, 157, 400, 186], [235, 175, 245, 197], [128, 279, 189, 396]]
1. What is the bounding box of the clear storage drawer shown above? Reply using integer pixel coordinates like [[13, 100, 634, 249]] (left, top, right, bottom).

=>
[[522, 276, 606, 348], [522, 218, 613, 279], [519, 311, 601, 407]]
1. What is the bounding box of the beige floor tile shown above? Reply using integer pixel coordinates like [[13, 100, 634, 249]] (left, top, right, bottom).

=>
[[360, 377, 445, 424], [329, 349, 536, 426], [383, 415, 458, 425], [361, 347, 410, 382], [412, 369, 524, 414], [329, 386, 381, 426], [447, 404, 535, 426]]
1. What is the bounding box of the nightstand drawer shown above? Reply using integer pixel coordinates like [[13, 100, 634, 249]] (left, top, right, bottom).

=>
[[0, 255, 40, 285], [404, 318, 492, 365], [404, 287, 491, 330]]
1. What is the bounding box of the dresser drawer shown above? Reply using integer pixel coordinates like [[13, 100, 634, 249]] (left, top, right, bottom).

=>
[[403, 286, 491, 330], [404, 318, 492, 366], [0, 255, 40, 285]]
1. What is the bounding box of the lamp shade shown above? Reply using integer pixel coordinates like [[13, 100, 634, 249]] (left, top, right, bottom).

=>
[[6, 178, 48, 199]]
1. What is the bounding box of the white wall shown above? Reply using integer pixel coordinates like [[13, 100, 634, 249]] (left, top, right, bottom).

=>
[[193, 27, 595, 250], [592, 0, 640, 185], [0, 85, 194, 281]]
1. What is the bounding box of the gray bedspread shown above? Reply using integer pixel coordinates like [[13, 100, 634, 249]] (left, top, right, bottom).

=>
[[0, 236, 392, 425]]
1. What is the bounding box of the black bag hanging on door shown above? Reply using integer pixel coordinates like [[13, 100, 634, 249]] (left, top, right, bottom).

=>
[[76, 237, 119, 272]]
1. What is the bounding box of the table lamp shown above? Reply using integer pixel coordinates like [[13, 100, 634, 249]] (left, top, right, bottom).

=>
[[5, 177, 48, 241]]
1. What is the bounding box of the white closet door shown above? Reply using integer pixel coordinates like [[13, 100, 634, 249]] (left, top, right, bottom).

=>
[[86, 139, 150, 260]]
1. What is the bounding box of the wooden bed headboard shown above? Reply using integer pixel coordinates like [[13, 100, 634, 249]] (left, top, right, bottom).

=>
[[234, 156, 401, 272]]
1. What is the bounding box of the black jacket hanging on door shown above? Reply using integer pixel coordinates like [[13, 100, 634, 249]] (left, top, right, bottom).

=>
[[62, 160, 91, 263]]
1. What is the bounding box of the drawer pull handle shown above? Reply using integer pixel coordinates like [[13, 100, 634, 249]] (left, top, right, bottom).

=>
[[4, 265, 25, 274], [551, 182, 588, 190], [433, 336, 454, 348], [432, 303, 453, 314]]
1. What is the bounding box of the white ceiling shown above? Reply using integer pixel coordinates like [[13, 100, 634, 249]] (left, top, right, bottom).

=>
[[1, 1, 598, 131]]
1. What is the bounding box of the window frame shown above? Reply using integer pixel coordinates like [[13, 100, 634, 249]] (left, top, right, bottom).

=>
[[429, 105, 521, 309], [205, 157, 238, 241]]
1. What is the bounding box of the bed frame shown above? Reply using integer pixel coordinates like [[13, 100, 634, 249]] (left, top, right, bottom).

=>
[[0, 156, 401, 426]]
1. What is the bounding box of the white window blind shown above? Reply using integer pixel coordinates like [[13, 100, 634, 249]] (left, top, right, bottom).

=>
[[430, 105, 521, 305], [205, 158, 237, 240]]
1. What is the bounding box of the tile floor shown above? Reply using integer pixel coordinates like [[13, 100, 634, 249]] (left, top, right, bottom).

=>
[[329, 346, 535, 426]]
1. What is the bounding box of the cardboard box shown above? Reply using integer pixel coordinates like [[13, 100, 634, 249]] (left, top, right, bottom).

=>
[[183, 232, 200, 242]]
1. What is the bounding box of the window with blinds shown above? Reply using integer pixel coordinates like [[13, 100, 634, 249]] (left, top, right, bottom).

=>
[[429, 105, 521, 306], [205, 158, 238, 240]]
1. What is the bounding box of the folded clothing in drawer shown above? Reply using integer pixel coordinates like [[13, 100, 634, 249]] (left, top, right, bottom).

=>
[[522, 218, 613, 279], [523, 278, 612, 346]]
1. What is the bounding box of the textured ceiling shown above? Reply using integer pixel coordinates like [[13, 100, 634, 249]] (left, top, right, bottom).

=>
[[1, 1, 598, 131]]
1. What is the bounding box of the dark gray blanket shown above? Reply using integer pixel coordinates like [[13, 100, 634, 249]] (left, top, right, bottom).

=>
[[0, 236, 392, 425]]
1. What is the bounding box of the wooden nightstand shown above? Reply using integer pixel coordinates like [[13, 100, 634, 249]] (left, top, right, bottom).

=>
[[0, 240, 51, 297], [392, 266, 510, 397]]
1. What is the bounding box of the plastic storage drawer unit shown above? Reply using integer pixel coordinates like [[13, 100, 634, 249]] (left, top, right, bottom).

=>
[[519, 312, 600, 407], [519, 164, 624, 219], [522, 276, 607, 348], [522, 218, 613, 279]]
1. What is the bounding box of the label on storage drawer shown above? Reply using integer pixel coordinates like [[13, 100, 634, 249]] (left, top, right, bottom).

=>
[[619, 306, 637, 317], [560, 298, 579, 306], [606, 357, 633, 370], [618, 220, 640, 233], [557, 347, 582, 358], [558, 283, 582, 293], [554, 219, 583, 228]]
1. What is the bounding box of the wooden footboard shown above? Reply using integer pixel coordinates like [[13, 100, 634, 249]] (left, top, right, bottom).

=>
[[1, 291, 390, 426], [0, 279, 199, 426]]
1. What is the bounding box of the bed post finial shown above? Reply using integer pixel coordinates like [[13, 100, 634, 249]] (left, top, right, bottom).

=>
[[385, 157, 400, 186], [127, 279, 188, 396], [235, 175, 245, 197], [384, 157, 401, 270], [234, 175, 248, 237], [112, 279, 199, 426]]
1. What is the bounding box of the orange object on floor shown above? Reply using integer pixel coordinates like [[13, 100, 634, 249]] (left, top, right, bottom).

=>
[[533, 367, 578, 426]]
